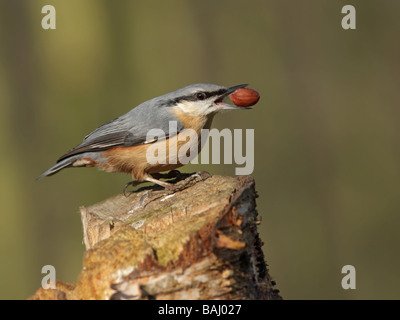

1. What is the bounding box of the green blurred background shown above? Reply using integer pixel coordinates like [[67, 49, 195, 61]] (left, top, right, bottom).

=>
[[0, 0, 399, 299]]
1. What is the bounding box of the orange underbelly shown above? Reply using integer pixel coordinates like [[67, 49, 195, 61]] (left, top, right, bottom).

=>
[[101, 130, 201, 180]]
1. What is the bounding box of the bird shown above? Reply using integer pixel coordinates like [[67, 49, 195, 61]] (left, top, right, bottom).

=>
[[37, 83, 251, 194]]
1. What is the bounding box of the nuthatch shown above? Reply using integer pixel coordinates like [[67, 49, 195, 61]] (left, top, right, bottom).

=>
[[38, 83, 250, 193]]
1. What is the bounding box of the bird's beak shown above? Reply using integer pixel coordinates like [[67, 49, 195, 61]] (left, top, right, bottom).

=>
[[214, 84, 251, 110], [225, 84, 248, 95]]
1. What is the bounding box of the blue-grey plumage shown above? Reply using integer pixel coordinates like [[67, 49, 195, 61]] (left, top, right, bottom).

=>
[[37, 83, 250, 189]]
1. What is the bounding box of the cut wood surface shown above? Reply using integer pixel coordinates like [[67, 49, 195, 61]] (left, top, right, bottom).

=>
[[29, 174, 281, 300]]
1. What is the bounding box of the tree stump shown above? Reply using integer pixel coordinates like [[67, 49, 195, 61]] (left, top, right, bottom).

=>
[[29, 174, 281, 300]]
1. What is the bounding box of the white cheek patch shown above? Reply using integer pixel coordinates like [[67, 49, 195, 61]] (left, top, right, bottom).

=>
[[176, 101, 211, 116]]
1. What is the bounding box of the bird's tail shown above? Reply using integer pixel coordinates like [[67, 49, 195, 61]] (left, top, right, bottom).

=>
[[36, 157, 76, 180]]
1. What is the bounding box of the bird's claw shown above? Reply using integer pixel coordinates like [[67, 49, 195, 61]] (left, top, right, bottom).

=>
[[139, 171, 211, 207], [123, 180, 142, 197]]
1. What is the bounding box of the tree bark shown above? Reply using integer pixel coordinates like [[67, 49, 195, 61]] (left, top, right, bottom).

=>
[[29, 174, 281, 300]]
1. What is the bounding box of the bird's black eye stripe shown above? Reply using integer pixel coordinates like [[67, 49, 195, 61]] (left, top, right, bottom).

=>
[[168, 88, 228, 106]]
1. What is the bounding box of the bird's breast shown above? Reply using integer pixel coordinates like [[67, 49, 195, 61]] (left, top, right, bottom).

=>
[[100, 112, 215, 179]]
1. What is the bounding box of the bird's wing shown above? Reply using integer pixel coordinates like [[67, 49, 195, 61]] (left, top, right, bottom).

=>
[[57, 103, 184, 162]]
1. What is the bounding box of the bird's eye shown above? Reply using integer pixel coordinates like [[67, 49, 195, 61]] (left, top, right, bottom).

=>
[[196, 92, 207, 100]]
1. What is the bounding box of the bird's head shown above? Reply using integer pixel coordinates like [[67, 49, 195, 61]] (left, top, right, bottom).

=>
[[165, 83, 250, 117]]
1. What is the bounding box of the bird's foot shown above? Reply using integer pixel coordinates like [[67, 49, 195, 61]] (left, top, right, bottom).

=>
[[123, 180, 143, 197], [139, 171, 211, 207]]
